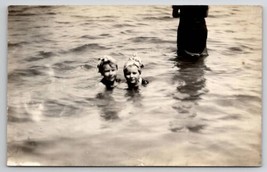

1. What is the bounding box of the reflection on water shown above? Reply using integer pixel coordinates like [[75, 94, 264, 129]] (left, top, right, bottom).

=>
[[96, 88, 144, 121], [169, 58, 209, 133], [125, 89, 143, 107], [96, 91, 121, 121], [173, 58, 208, 101]]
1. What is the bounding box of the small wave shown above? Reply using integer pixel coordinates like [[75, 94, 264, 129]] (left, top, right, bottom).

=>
[[8, 115, 31, 123], [29, 65, 50, 71], [234, 94, 261, 102], [186, 123, 206, 133], [71, 15, 88, 18], [70, 43, 110, 52], [219, 114, 242, 121], [226, 47, 243, 55], [54, 76, 77, 79], [80, 35, 101, 39], [9, 68, 44, 80], [25, 56, 49, 62], [113, 23, 136, 28], [227, 45, 254, 54], [172, 105, 191, 114], [56, 21, 71, 24], [214, 94, 261, 108], [8, 107, 31, 123], [145, 62, 162, 69], [228, 47, 243, 52], [53, 61, 77, 71], [9, 8, 57, 16], [80, 64, 94, 70], [240, 44, 255, 51], [43, 100, 80, 118], [25, 51, 54, 62], [169, 119, 206, 133], [38, 6, 55, 9], [8, 138, 55, 155], [208, 13, 233, 18], [8, 66, 51, 84], [136, 22, 149, 26], [128, 36, 174, 44], [39, 51, 55, 58], [9, 13, 36, 16], [225, 30, 234, 33], [8, 7, 24, 13], [8, 105, 36, 123], [143, 16, 172, 21], [102, 15, 117, 18], [45, 12, 56, 15], [99, 34, 112, 37], [8, 41, 29, 47], [122, 30, 134, 34], [79, 22, 91, 26]]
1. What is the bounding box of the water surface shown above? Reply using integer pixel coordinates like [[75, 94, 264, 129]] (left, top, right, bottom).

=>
[[7, 6, 262, 166]]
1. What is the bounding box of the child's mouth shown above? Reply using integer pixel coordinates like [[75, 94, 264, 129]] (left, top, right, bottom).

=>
[[129, 78, 136, 83], [108, 76, 115, 81]]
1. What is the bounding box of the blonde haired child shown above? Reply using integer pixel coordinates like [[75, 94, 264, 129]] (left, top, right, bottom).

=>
[[123, 55, 148, 90]]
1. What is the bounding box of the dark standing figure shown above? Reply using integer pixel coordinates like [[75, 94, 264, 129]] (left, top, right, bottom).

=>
[[172, 5, 209, 60]]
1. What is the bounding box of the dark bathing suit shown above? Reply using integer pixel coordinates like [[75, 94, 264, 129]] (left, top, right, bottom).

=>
[[173, 5, 208, 59], [101, 78, 121, 90]]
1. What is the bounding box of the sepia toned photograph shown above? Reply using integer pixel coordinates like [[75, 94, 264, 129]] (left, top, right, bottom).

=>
[[7, 5, 262, 166]]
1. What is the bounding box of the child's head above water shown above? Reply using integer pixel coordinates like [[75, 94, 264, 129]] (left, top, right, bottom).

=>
[[97, 56, 119, 89], [97, 55, 118, 81], [123, 55, 145, 89]]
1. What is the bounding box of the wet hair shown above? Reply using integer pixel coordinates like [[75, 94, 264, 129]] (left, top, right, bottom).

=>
[[123, 55, 144, 74], [97, 56, 118, 74]]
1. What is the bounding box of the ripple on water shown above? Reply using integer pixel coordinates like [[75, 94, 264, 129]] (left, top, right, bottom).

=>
[[25, 51, 55, 62], [169, 119, 207, 133], [8, 68, 44, 83], [70, 43, 110, 53]]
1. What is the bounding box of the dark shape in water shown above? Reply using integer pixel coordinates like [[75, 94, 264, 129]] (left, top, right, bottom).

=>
[[187, 123, 206, 133], [96, 91, 120, 121], [172, 5, 209, 59]]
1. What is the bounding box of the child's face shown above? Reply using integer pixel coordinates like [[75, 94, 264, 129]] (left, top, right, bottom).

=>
[[102, 64, 117, 81], [124, 65, 140, 85]]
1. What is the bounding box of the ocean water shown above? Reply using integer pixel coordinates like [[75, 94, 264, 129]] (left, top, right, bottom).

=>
[[7, 6, 262, 166]]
